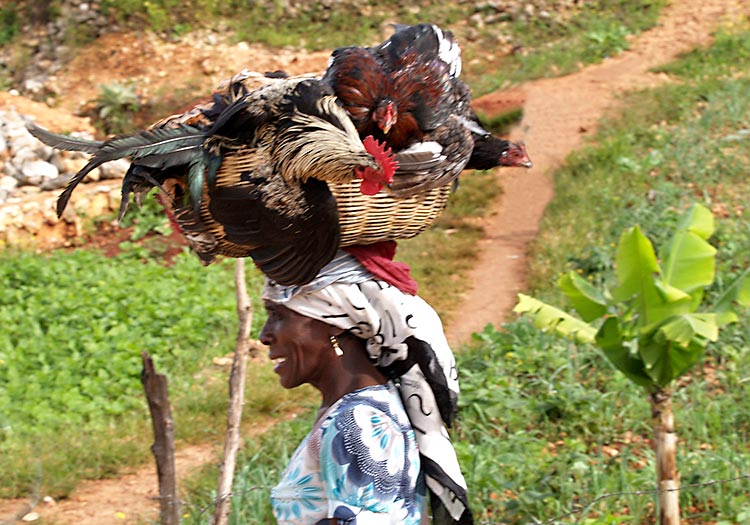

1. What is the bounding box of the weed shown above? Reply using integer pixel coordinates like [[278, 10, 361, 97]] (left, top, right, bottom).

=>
[[94, 81, 141, 135]]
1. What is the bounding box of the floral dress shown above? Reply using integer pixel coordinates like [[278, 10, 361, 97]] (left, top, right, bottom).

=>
[[271, 383, 425, 524]]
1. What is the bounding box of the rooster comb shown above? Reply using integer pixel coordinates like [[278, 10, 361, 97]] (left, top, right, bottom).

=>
[[363, 135, 398, 183]]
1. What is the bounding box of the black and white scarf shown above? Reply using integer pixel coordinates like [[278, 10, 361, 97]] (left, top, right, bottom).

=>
[[263, 251, 473, 524]]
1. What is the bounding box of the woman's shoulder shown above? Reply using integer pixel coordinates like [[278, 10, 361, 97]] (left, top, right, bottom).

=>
[[328, 382, 410, 428], [318, 383, 422, 508]]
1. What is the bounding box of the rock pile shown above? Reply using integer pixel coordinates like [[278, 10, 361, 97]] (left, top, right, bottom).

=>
[[0, 108, 128, 205], [0, 106, 125, 251]]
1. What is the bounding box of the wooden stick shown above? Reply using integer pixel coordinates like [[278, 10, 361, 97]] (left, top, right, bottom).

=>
[[141, 351, 180, 525], [213, 259, 253, 525]]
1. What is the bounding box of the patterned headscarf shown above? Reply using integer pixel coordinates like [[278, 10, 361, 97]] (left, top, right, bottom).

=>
[[262, 250, 473, 525]]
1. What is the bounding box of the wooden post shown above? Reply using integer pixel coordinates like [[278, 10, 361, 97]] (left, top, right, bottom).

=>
[[651, 387, 680, 525], [213, 259, 253, 525], [141, 351, 180, 525]]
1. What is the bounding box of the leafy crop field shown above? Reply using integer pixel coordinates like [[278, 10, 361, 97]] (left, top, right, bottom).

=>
[[0, 247, 265, 496]]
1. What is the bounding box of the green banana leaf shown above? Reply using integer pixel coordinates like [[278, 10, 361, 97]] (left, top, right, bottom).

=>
[[514, 294, 596, 344], [558, 272, 608, 322], [660, 204, 716, 295], [596, 317, 655, 388]]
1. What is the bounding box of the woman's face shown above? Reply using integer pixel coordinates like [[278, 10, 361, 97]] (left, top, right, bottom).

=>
[[260, 301, 335, 390]]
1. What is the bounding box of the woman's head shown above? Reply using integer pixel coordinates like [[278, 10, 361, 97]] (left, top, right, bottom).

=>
[[261, 299, 384, 400], [260, 301, 340, 390]]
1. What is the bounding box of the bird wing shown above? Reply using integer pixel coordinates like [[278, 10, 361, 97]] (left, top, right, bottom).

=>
[[376, 23, 462, 79], [388, 115, 473, 198], [203, 151, 341, 285]]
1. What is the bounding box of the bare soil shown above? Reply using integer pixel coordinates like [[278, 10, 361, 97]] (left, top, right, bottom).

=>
[[1, 1, 747, 522]]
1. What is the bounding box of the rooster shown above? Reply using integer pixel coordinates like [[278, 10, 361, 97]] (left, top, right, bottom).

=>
[[322, 23, 531, 197], [28, 78, 398, 285]]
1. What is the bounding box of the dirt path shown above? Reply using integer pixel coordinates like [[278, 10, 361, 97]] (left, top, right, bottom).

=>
[[444, 0, 747, 345], [1, 1, 747, 523]]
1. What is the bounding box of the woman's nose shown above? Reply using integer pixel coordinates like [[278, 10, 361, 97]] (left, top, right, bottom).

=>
[[259, 322, 273, 345]]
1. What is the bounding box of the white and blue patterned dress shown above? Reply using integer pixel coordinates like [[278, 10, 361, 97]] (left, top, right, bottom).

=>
[[271, 383, 425, 524]]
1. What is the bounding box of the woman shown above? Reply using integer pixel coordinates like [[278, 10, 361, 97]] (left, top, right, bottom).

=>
[[260, 245, 472, 525]]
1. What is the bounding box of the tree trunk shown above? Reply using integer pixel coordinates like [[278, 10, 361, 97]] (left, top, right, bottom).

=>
[[213, 259, 253, 525], [141, 351, 180, 525], [650, 387, 680, 525]]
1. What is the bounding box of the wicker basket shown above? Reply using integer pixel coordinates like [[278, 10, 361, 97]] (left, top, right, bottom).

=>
[[330, 179, 453, 246]]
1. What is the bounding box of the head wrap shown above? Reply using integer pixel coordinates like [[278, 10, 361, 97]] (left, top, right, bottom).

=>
[[263, 249, 473, 524]]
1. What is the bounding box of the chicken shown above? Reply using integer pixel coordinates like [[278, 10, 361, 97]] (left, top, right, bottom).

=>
[[321, 23, 532, 198], [28, 78, 398, 285]]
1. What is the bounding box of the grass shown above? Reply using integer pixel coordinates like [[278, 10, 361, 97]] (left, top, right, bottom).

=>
[[460, 26, 750, 524], [462, 0, 666, 95]]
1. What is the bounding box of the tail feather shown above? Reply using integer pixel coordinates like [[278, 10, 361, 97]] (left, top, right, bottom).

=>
[[56, 156, 113, 217], [118, 164, 175, 222], [26, 123, 103, 153], [55, 125, 207, 218], [97, 125, 205, 164]]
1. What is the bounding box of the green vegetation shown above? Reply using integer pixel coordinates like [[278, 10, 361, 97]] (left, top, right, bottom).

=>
[[0, 2, 20, 46], [516, 204, 748, 522], [93, 82, 142, 135]]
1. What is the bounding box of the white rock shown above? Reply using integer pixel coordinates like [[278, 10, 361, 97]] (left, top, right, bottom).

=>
[[99, 158, 129, 179], [0, 175, 18, 192], [33, 142, 55, 161], [20, 159, 59, 185], [0, 175, 18, 203], [2, 160, 19, 178]]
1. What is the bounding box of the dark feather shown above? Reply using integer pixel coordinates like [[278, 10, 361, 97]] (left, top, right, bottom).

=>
[[26, 123, 103, 153], [206, 176, 341, 285], [55, 125, 207, 218], [98, 125, 205, 164]]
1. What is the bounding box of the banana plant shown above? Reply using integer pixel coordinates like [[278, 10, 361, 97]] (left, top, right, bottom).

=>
[[514, 204, 750, 525]]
